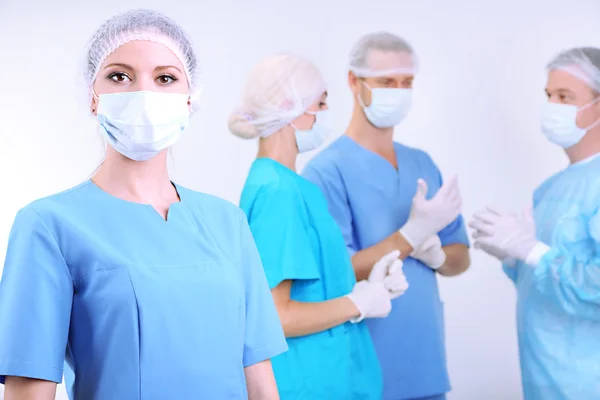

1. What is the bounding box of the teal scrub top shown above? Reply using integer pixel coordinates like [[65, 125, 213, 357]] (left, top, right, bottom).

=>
[[0, 180, 287, 400], [504, 155, 600, 400], [240, 158, 383, 400]]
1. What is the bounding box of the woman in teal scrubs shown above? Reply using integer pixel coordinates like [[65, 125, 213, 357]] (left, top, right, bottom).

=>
[[228, 53, 409, 399], [0, 9, 286, 400]]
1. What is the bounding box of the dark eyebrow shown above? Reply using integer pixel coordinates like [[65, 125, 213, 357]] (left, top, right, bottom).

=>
[[155, 65, 182, 74], [102, 63, 182, 75], [322, 91, 328, 98], [103, 62, 133, 70]]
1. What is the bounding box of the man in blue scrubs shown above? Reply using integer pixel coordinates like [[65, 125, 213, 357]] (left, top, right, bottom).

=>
[[303, 32, 471, 400]]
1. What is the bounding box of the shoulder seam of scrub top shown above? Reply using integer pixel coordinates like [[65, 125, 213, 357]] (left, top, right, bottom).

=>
[[313, 134, 348, 164], [393, 141, 439, 171], [21, 207, 73, 286], [302, 139, 351, 195], [250, 178, 296, 203], [23, 181, 92, 211], [253, 181, 311, 234], [244, 160, 290, 192]]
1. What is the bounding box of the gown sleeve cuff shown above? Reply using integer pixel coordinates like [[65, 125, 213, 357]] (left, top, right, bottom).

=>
[[525, 242, 552, 267], [502, 257, 517, 268]]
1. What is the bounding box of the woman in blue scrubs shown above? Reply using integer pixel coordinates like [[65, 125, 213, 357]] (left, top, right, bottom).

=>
[[228, 53, 409, 399], [0, 9, 287, 400]]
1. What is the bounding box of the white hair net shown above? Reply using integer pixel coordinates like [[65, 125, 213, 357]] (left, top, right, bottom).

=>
[[84, 9, 200, 104], [349, 31, 418, 78], [547, 47, 600, 93], [228, 53, 326, 139]]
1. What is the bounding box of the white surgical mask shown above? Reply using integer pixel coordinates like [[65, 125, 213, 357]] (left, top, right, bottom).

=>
[[292, 110, 332, 153], [358, 81, 412, 128], [541, 97, 600, 148], [96, 91, 190, 161]]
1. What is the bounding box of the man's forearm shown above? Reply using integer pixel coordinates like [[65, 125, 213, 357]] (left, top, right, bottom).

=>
[[351, 231, 413, 281], [437, 244, 470, 277]]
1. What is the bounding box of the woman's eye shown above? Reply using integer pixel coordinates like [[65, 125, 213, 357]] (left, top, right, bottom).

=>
[[108, 73, 131, 83], [157, 75, 177, 84]]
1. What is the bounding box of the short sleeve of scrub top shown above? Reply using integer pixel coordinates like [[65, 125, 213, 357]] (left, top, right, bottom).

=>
[[242, 183, 321, 289], [238, 213, 290, 366], [0, 207, 73, 383]]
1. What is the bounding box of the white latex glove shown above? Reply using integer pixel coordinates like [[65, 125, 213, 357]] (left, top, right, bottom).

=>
[[469, 206, 550, 266], [384, 258, 409, 299], [399, 176, 462, 250], [368, 250, 401, 283], [412, 235, 446, 270], [346, 281, 392, 323], [471, 229, 518, 267], [470, 228, 512, 262], [368, 250, 408, 299]]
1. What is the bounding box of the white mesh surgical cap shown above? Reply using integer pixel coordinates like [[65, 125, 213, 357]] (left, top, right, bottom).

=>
[[85, 9, 199, 100], [228, 53, 327, 139], [547, 47, 600, 93], [349, 31, 418, 78]]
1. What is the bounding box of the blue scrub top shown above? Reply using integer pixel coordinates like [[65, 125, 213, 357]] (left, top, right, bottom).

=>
[[0, 180, 287, 400], [303, 135, 469, 400], [240, 158, 383, 400], [504, 155, 600, 400]]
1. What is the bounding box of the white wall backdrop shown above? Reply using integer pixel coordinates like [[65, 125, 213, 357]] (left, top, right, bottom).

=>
[[1, 0, 599, 399]]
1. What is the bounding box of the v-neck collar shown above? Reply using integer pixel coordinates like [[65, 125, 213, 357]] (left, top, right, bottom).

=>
[[87, 179, 183, 223], [342, 135, 400, 173]]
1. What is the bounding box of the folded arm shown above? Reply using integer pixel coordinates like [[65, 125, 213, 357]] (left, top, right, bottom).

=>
[[271, 280, 360, 338]]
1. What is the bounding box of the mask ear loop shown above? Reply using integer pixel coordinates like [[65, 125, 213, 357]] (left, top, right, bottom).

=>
[[290, 111, 317, 132], [579, 96, 600, 131], [357, 80, 372, 109]]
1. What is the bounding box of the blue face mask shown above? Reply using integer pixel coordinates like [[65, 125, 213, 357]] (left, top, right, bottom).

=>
[[292, 110, 332, 153]]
